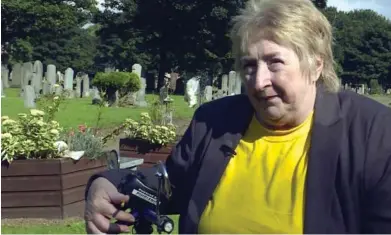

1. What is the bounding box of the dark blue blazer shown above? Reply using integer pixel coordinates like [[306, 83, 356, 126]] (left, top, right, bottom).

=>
[[86, 87, 391, 233]]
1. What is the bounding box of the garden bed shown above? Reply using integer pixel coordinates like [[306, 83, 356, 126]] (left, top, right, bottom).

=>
[[119, 138, 173, 168], [1, 158, 107, 219]]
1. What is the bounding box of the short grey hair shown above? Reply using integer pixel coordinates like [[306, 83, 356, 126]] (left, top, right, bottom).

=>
[[230, 0, 341, 92]]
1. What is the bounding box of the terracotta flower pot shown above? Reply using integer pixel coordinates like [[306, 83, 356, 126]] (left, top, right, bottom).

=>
[[119, 138, 174, 168]]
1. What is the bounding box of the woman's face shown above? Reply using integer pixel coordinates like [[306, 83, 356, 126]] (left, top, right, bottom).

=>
[[240, 39, 321, 128]]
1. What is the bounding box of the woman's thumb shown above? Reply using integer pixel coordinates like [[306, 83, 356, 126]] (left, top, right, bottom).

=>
[[108, 191, 130, 204]]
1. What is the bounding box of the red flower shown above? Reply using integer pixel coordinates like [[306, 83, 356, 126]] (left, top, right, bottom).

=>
[[78, 125, 86, 133]]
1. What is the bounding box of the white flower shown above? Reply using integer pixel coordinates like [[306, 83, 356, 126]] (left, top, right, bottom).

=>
[[2, 119, 16, 125], [53, 96, 59, 100], [50, 129, 59, 135], [30, 109, 45, 116], [1, 133, 12, 138], [36, 120, 45, 126]]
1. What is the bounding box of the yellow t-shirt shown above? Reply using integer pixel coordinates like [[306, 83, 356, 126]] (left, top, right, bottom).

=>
[[198, 111, 314, 234]]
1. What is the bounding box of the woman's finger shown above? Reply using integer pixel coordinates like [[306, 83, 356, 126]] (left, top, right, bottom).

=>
[[93, 213, 130, 234], [100, 201, 135, 223], [85, 220, 103, 234]]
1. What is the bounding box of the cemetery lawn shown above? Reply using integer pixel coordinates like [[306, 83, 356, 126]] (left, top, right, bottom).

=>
[[367, 94, 391, 107], [1, 215, 180, 234], [1, 88, 195, 129]]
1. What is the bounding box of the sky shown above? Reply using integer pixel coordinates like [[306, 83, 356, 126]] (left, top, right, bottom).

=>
[[94, 0, 391, 20], [328, 0, 391, 20]]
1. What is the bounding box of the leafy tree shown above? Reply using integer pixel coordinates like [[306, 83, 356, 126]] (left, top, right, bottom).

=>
[[1, 0, 98, 72]]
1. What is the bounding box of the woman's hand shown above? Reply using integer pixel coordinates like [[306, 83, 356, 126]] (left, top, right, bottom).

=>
[[84, 177, 135, 234]]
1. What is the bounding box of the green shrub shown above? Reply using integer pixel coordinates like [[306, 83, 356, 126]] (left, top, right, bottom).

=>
[[369, 79, 383, 95], [92, 72, 141, 92]]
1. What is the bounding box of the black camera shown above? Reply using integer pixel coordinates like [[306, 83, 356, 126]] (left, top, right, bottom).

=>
[[117, 161, 174, 234]]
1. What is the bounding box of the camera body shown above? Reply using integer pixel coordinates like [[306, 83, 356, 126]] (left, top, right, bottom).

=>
[[118, 170, 174, 234]]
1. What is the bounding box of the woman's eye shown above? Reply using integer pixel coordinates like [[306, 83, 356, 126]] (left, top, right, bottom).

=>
[[270, 59, 284, 64], [243, 65, 256, 74]]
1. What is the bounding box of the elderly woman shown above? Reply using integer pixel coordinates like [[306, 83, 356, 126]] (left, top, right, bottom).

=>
[[84, 0, 391, 233]]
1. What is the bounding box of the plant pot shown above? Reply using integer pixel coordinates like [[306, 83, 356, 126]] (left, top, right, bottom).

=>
[[119, 138, 173, 168], [1, 157, 107, 219]]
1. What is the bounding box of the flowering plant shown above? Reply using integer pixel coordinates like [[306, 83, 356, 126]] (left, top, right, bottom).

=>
[[1, 109, 63, 163], [60, 124, 106, 160], [123, 112, 176, 146]]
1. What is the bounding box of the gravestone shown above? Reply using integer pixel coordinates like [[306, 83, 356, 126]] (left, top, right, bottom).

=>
[[22, 62, 33, 88], [1, 65, 9, 88], [23, 85, 36, 108], [33, 60, 43, 94], [185, 76, 200, 108], [135, 77, 148, 107], [57, 71, 64, 83], [132, 64, 146, 106], [105, 66, 116, 73], [221, 74, 228, 96], [46, 64, 57, 93], [11, 63, 22, 88], [91, 87, 102, 105], [159, 78, 170, 103], [132, 64, 142, 78], [235, 73, 242, 95], [64, 68, 74, 98], [1, 78, 5, 98], [169, 72, 178, 92], [204, 85, 213, 101], [42, 79, 50, 95], [228, 71, 236, 95], [55, 84, 63, 95], [75, 75, 82, 98], [82, 74, 90, 97]]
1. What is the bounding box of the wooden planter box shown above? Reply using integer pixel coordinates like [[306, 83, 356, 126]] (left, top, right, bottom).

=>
[[119, 138, 173, 168], [1, 157, 107, 219]]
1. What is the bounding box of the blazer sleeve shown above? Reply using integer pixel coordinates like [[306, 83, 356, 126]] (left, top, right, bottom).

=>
[[85, 106, 207, 215], [362, 111, 391, 233]]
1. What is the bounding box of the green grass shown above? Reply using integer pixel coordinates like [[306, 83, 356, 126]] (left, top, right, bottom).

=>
[[1, 88, 195, 129], [1, 215, 180, 234], [366, 94, 391, 107]]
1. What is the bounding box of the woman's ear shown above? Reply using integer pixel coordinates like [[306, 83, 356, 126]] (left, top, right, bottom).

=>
[[314, 56, 324, 82]]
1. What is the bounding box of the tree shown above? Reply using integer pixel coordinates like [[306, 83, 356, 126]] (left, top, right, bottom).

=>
[[1, 0, 98, 72], [312, 0, 327, 10]]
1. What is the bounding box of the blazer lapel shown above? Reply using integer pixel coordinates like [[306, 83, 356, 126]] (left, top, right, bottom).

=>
[[184, 95, 254, 233], [304, 88, 344, 233]]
